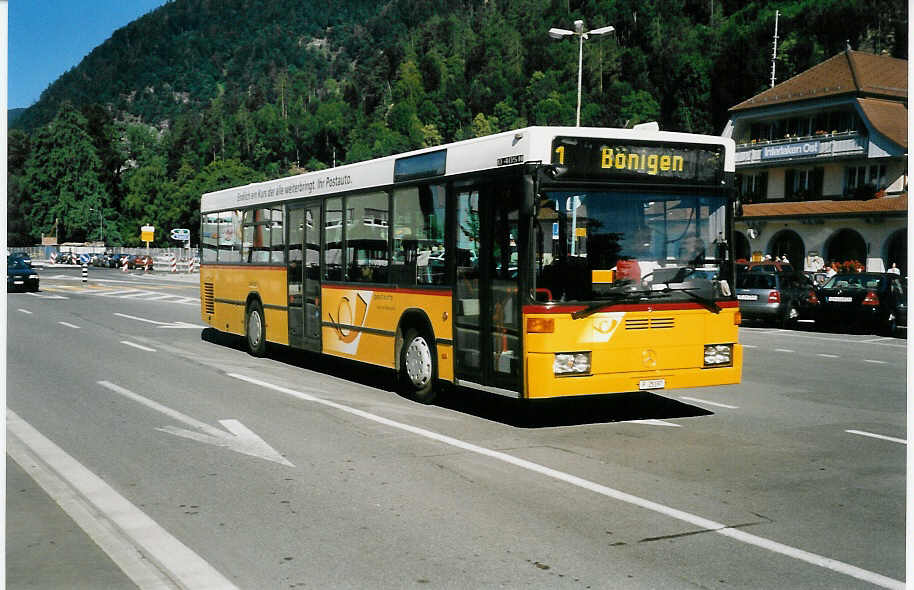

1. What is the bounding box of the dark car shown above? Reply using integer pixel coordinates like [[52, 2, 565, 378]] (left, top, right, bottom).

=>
[[7, 256, 39, 291], [10, 251, 32, 266], [735, 271, 819, 328], [815, 272, 907, 335]]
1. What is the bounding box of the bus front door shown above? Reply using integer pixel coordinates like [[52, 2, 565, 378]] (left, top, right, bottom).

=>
[[453, 183, 522, 395], [287, 202, 322, 352]]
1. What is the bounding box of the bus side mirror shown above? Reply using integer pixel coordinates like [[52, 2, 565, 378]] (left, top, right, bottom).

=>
[[522, 174, 536, 217]]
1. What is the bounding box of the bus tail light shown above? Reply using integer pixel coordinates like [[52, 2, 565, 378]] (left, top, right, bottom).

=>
[[527, 318, 555, 333], [554, 352, 591, 375], [704, 344, 733, 367], [768, 290, 781, 303], [862, 291, 879, 306]]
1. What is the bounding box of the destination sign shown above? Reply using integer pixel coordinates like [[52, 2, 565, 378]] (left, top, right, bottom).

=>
[[551, 137, 726, 185]]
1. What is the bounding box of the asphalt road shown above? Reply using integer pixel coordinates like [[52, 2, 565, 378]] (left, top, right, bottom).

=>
[[6, 267, 906, 589]]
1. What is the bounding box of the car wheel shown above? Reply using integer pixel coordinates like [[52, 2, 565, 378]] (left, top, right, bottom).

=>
[[245, 300, 267, 357], [880, 312, 898, 337], [399, 328, 437, 404], [780, 303, 799, 329]]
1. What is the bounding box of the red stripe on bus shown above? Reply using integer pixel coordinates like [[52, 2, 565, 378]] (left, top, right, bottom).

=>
[[200, 264, 286, 271], [523, 300, 740, 314], [322, 284, 452, 297]]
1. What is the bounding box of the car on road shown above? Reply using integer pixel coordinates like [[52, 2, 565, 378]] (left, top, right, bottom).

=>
[[735, 271, 819, 328], [815, 272, 907, 335], [7, 256, 39, 292]]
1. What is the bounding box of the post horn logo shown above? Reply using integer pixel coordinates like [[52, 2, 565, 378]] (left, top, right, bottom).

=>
[[327, 292, 369, 344]]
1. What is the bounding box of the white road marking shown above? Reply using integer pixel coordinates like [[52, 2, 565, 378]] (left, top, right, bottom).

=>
[[7, 410, 239, 589], [120, 341, 157, 352], [863, 359, 888, 365], [774, 348, 794, 353], [17, 308, 32, 314], [98, 381, 292, 466], [816, 353, 839, 358], [679, 396, 738, 409], [625, 419, 682, 427], [114, 312, 203, 329], [846, 430, 906, 445], [229, 372, 903, 590], [741, 344, 757, 348], [58, 321, 81, 329]]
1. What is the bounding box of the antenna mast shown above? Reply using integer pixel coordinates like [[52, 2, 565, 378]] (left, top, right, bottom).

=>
[[770, 10, 779, 88]]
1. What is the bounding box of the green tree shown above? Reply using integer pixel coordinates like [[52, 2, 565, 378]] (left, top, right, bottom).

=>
[[19, 103, 108, 243]]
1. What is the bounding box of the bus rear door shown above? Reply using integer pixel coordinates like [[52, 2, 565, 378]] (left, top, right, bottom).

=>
[[287, 201, 322, 351]]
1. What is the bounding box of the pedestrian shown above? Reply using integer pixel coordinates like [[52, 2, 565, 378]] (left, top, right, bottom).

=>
[[887, 262, 901, 275], [781, 254, 789, 264], [825, 263, 837, 279]]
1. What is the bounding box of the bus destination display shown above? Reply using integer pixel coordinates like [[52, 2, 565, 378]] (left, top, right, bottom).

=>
[[551, 137, 725, 184]]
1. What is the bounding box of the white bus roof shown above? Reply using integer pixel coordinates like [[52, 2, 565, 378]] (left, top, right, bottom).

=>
[[200, 126, 735, 213]]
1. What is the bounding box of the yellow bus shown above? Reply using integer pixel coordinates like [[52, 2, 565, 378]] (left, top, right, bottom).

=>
[[200, 125, 742, 403]]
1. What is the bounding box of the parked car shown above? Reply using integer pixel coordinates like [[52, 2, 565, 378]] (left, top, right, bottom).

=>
[[7, 256, 39, 291], [815, 272, 907, 335], [130, 254, 154, 270], [735, 271, 819, 328]]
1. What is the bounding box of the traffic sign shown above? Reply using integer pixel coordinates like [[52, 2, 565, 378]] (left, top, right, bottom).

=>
[[141, 225, 155, 242], [170, 228, 190, 240]]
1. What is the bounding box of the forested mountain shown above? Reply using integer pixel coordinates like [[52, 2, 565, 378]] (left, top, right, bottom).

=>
[[8, 0, 907, 246]]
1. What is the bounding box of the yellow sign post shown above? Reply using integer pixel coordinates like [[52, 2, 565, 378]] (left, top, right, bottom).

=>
[[141, 225, 155, 253]]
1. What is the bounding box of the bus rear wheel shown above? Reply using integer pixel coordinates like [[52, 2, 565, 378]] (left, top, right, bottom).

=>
[[246, 300, 267, 357], [400, 328, 437, 404]]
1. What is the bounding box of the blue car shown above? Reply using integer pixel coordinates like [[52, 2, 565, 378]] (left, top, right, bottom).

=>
[[8, 256, 39, 291]]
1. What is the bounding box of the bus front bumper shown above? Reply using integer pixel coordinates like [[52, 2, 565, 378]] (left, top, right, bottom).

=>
[[524, 344, 743, 399]]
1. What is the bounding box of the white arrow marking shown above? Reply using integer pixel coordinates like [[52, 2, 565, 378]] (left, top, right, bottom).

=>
[[97, 381, 292, 466], [114, 312, 204, 329]]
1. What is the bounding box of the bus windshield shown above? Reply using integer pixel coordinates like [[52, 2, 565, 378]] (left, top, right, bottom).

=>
[[534, 190, 730, 303]]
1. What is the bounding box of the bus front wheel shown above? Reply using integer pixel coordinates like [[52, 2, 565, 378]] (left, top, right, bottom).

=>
[[400, 328, 437, 404], [246, 300, 267, 357]]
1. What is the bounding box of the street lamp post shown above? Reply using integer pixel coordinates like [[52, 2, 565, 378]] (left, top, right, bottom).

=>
[[548, 20, 614, 127]]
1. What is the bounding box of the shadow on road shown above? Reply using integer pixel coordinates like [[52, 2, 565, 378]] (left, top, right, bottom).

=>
[[201, 328, 713, 428]]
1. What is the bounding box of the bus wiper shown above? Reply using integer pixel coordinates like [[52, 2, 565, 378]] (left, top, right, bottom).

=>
[[571, 282, 653, 320], [654, 284, 721, 314]]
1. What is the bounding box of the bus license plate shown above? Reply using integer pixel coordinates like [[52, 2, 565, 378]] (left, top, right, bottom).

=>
[[639, 378, 665, 390]]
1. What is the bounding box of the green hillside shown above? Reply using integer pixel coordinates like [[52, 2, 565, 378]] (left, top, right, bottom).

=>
[[8, 0, 906, 246]]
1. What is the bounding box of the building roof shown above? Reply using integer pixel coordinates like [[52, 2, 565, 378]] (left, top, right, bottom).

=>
[[731, 50, 907, 112], [739, 193, 907, 219], [858, 97, 908, 149]]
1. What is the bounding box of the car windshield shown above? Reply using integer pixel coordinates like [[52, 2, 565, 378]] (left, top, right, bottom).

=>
[[534, 190, 729, 303], [823, 274, 884, 290], [9, 258, 30, 269]]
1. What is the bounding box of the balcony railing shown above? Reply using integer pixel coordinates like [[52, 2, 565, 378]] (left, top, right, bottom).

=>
[[735, 131, 866, 165]]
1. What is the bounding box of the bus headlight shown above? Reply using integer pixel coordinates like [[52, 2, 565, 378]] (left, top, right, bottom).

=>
[[554, 352, 591, 375], [704, 344, 733, 367]]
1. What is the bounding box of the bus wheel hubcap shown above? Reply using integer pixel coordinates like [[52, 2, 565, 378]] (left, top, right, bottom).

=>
[[248, 311, 262, 346], [405, 337, 432, 387]]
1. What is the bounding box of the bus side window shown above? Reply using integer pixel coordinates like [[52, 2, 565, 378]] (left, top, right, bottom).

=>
[[393, 184, 446, 286]]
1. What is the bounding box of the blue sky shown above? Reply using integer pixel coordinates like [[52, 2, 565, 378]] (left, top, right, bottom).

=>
[[9, 0, 168, 109]]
